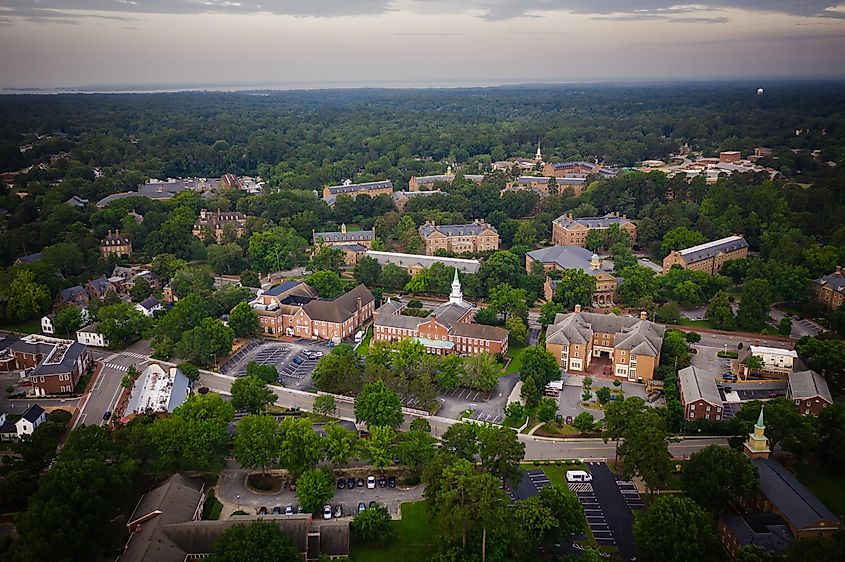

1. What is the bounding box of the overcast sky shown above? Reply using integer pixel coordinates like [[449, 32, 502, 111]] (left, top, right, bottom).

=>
[[1, 1, 845, 89]]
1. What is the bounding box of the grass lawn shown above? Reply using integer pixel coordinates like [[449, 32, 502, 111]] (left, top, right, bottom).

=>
[[2, 318, 42, 334], [535, 422, 580, 437], [355, 325, 374, 356], [677, 318, 718, 330], [505, 341, 526, 374], [797, 462, 845, 517], [351, 501, 433, 562], [202, 491, 224, 520]]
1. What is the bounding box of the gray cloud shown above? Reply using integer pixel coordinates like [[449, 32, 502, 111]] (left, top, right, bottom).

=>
[[0, 0, 843, 21]]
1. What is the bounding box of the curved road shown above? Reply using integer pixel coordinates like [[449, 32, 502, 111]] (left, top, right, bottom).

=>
[[198, 371, 728, 460]]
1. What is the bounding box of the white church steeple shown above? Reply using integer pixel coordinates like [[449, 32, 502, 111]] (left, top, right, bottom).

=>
[[535, 141, 543, 163], [449, 268, 464, 305]]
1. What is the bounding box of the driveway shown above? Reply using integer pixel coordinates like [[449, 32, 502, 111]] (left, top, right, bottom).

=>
[[556, 374, 648, 422], [216, 468, 423, 518], [436, 372, 519, 424], [220, 339, 332, 392], [769, 308, 822, 338]]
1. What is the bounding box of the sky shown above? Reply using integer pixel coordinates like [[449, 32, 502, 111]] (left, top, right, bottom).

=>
[[1, 1, 845, 90]]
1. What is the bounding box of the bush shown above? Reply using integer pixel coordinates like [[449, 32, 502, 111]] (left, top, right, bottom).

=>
[[555, 460, 562, 466], [403, 474, 421, 486], [407, 299, 423, 309], [612, 380, 621, 387]]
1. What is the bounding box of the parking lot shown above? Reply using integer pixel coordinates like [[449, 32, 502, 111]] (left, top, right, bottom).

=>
[[221, 339, 332, 391]]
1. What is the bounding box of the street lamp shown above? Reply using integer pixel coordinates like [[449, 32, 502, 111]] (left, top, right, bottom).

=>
[[236, 494, 240, 512]]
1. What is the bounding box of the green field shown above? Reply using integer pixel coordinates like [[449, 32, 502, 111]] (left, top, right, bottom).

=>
[[2, 318, 42, 334], [677, 318, 717, 330], [505, 341, 526, 374], [351, 501, 433, 562], [797, 462, 845, 517], [355, 325, 374, 355]]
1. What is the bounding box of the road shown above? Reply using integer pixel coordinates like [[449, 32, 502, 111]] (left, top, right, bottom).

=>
[[76, 344, 152, 428], [198, 370, 728, 460]]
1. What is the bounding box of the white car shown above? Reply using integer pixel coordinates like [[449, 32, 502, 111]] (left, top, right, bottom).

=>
[[323, 505, 332, 520], [565, 470, 593, 483], [367, 475, 376, 489]]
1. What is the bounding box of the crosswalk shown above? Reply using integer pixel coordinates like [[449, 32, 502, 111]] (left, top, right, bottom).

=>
[[123, 351, 149, 360], [104, 363, 129, 372]]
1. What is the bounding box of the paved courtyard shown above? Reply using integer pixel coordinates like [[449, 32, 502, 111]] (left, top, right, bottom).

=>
[[221, 339, 333, 391], [556, 373, 648, 422]]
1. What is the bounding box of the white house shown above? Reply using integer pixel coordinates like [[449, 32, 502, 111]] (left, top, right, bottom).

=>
[[749, 345, 797, 375], [15, 404, 47, 437], [41, 315, 55, 335], [76, 324, 109, 348], [135, 296, 163, 317]]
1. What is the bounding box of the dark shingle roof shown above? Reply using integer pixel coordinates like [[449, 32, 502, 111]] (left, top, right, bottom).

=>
[[264, 280, 303, 297], [553, 213, 633, 230], [419, 221, 497, 238], [313, 229, 374, 244], [17, 252, 42, 264], [788, 370, 832, 403], [677, 235, 748, 265], [815, 269, 845, 293], [59, 285, 87, 301], [303, 284, 374, 324], [21, 403, 45, 423], [138, 297, 161, 311], [31, 342, 86, 376], [754, 458, 839, 531]]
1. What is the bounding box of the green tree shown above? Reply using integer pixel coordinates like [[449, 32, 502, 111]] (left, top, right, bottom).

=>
[[795, 336, 845, 390], [363, 425, 396, 468], [513, 221, 538, 247], [178, 362, 200, 381], [313, 394, 337, 416], [476, 423, 525, 482], [489, 283, 528, 321], [603, 396, 648, 464], [396, 428, 436, 473], [730, 398, 817, 457], [379, 263, 411, 290], [660, 227, 707, 257], [247, 226, 308, 273], [512, 495, 558, 550], [177, 318, 235, 366], [354, 255, 381, 286], [633, 495, 722, 562], [233, 415, 279, 473], [171, 266, 215, 298], [736, 278, 772, 332], [230, 375, 275, 414], [441, 423, 479, 461], [777, 317, 793, 337], [228, 301, 260, 338], [97, 302, 153, 348], [354, 380, 404, 428], [151, 253, 188, 280], [736, 545, 777, 562], [817, 404, 845, 469], [519, 346, 561, 407], [682, 445, 759, 512], [538, 300, 563, 326], [307, 270, 345, 298], [240, 269, 261, 288], [538, 483, 585, 538], [322, 422, 357, 467], [129, 276, 152, 302], [207, 242, 246, 274], [572, 412, 595, 433], [536, 397, 557, 422], [295, 468, 335, 513], [595, 386, 612, 404], [278, 416, 323, 477], [53, 305, 83, 337], [312, 344, 364, 394], [617, 410, 671, 492], [351, 504, 394, 546], [462, 352, 502, 392], [308, 245, 345, 273], [551, 268, 597, 310], [618, 264, 659, 306], [5, 269, 50, 322], [505, 315, 528, 347], [210, 520, 300, 562]]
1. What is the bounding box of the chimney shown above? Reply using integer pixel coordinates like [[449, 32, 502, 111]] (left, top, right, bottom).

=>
[[357, 296, 362, 310], [837, 265, 843, 275], [574, 304, 581, 313], [640, 311, 648, 320]]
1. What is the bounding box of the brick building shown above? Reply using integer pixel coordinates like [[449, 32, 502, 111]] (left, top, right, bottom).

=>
[[662, 235, 749, 274], [191, 209, 246, 242], [322, 180, 393, 206], [373, 271, 507, 356], [812, 266, 845, 310], [551, 213, 637, 247], [678, 365, 723, 421], [419, 219, 499, 255], [526, 246, 620, 307], [544, 308, 664, 384], [0, 334, 89, 395], [312, 224, 375, 266], [787, 370, 832, 416], [100, 230, 133, 258]]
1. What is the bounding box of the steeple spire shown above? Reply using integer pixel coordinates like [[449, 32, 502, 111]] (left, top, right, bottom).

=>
[[449, 268, 464, 305], [755, 406, 765, 429], [744, 406, 770, 460], [535, 141, 543, 162]]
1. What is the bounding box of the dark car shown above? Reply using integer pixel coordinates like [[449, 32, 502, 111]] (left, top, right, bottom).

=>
[[388, 476, 397, 488], [271, 506, 282, 515], [358, 502, 367, 513], [288, 481, 296, 492], [102, 411, 112, 421], [347, 477, 356, 489], [565, 415, 573, 425], [293, 356, 304, 365], [378, 475, 387, 488], [257, 506, 268, 515], [356, 478, 365, 488], [337, 478, 346, 490], [368, 501, 377, 509]]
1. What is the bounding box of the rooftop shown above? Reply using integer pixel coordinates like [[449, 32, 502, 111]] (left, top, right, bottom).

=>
[[364, 250, 481, 274], [754, 457, 839, 531], [527, 245, 615, 276], [788, 370, 832, 403], [419, 220, 497, 239], [675, 235, 748, 264], [125, 364, 192, 415], [750, 345, 797, 358], [678, 365, 722, 406], [553, 213, 633, 229]]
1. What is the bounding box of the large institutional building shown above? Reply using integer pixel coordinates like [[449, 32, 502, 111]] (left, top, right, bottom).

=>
[[100, 230, 133, 258], [251, 281, 374, 341], [322, 180, 394, 205], [552, 213, 637, 247], [525, 246, 620, 307], [408, 172, 484, 191], [544, 308, 665, 384], [191, 209, 247, 242], [0, 334, 90, 396], [662, 235, 749, 274], [419, 220, 500, 255], [813, 266, 845, 310], [373, 271, 508, 356], [312, 224, 375, 266]]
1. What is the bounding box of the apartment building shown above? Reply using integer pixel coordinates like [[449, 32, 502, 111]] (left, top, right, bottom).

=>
[[191, 209, 246, 242], [544, 307, 664, 384], [812, 266, 845, 310], [787, 370, 832, 416], [551, 213, 637, 247], [373, 271, 507, 356], [322, 180, 394, 206], [419, 219, 500, 255], [678, 365, 723, 421], [543, 161, 618, 179], [662, 235, 749, 274], [251, 281, 374, 342], [100, 230, 133, 258]]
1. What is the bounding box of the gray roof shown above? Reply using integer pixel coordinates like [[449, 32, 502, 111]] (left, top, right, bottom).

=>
[[419, 221, 497, 238], [65, 195, 89, 207], [313, 229, 374, 244], [59, 285, 88, 302], [754, 458, 839, 531], [377, 299, 405, 316], [392, 190, 439, 201], [88, 276, 110, 294], [325, 180, 393, 196], [815, 269, 845, 293], [676, 235, 748, 265], [364, 251, 481, 274], [138, 297, 161, 311], [264, 280, 305, 297], [788, 370, 832, 403], [412, 174, 452, 185], [678, 365, 722, 407], [450, 322, 509, 341], [332, 243, 367, 252], [17, 252, 42, 264], [527, 246, 614, 276], [721, 513, 793, 552], [31, 342, 86, 376], [553, 213, 633, 230], [303, 284, 374, 324], [431, 302, 472, 329], [21, 403, 45, 423], [77, 323, 101, 333], [374, 310, 422, 330], [546, 312, 664, 356]]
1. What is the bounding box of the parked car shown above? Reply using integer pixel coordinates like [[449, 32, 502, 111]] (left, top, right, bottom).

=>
[[258, 506, 268, 515], [565, 415, 573, 425], [323, 505, 332, 520], [368, 501, 377, 509], [388, 476, 397, 488], [565, 470, 593, 483], [367, 476, 376, 489], [285, 505, 293, 515], [358, 502, 367, 513], [356, 478, 365, 488], [334, 505, 343, 518], [272, 506, 282, 515], [337, 478, 346, 489], [378, 475, 387, 488], [102, 411, 111, 421], [347, 477, 356, 489], [293, 356, 304, 365]]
